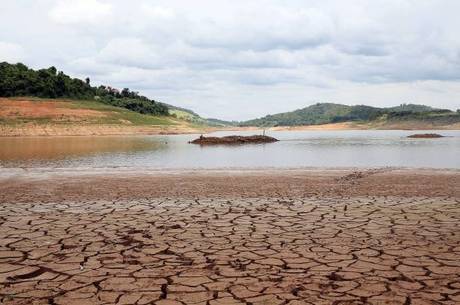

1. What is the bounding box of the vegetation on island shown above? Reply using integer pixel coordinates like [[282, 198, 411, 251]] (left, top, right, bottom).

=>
[[407, 133, 444, 138], [190, 135, 278, 145]]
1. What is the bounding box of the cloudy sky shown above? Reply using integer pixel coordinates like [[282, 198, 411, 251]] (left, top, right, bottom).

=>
[[1, 0, 460, 120]]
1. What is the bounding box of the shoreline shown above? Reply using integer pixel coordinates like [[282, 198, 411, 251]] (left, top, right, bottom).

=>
[[2, 166, 460, 182], [2, 165, 460, 175], [1, 122, 459, 137], [0, 123, 214, 137], [2, 167, 459, 200]]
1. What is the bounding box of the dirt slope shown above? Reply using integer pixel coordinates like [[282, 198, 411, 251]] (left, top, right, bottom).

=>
[[0, 97, 207, 136]]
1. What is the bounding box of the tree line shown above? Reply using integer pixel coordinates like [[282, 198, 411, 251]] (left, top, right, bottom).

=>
[[0, 62, 168, 116], [240, 102, 459, 127]]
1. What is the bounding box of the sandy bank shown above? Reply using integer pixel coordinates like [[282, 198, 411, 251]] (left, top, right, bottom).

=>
[[3, 122, 459, 136], [0, 123, 211, 136]]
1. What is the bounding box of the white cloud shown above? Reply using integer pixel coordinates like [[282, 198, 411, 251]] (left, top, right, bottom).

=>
[[49, 0, 112, 24], [1, 0, 460, 119], [0, 42, 26, 63], [97, 38, 162, 68], [184, 6, 334, 51], [140, 5, 175, 19]]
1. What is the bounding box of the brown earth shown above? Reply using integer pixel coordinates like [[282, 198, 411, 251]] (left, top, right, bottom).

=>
[[0, 99, 107, 120], [1, 168, 460, 304], [0, 98, 208, 136], [0, 124, 205, 137]]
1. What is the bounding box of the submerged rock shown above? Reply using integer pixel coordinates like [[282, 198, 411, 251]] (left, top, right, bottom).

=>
[[190, 135, 279, 145], [407, 133, 444, 138]]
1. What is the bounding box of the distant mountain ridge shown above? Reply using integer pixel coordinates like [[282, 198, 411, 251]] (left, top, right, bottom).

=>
[[240, 103, 460, 127]]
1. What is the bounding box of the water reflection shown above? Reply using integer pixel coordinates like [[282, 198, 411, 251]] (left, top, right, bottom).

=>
[[0, 136, 165, 161], [0, 130, 459, 169]]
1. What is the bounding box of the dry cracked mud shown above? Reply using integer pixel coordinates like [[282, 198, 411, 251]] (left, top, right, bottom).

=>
[[0, 169, 459, 305]]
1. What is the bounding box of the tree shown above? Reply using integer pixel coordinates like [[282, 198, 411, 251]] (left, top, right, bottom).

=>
[[121, 88, 130, 98], [48, 66, 57, 75], [0, 62, 169, 116]]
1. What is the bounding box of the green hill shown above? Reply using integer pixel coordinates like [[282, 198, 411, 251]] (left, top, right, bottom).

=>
[[164, 103, 236, 127], [241, 103, 460, 127], [0, 62, 239, 128], [0, 62, 172, 115]]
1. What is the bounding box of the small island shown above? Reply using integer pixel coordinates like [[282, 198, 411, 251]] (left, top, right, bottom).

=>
[[407, 133, 444, 138], [190, 135, 279, 145]]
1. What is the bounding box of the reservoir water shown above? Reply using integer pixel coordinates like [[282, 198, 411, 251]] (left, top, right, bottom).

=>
[[0, 130, 459, 169]]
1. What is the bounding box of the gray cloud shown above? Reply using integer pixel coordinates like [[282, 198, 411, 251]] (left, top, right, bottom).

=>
[[0, 0, 460, 119]]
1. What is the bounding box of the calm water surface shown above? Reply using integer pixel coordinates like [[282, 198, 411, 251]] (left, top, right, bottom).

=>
[[0, 130, 459, 169]]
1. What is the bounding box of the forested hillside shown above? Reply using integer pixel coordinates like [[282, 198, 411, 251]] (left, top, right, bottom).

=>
[[241, 103, 460, 127], [0, 62, 168, 116]]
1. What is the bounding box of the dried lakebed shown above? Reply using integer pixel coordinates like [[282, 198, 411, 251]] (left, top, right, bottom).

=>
[[0, 169, 459, 305]]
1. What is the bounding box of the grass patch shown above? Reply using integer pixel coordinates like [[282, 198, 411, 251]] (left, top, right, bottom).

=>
[[69, 100, 178, 125]]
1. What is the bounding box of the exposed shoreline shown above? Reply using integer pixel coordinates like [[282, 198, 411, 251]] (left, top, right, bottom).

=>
[[0, 123, 213, 137], [1, 122, 460, 137], [2, 167, 459, 200]]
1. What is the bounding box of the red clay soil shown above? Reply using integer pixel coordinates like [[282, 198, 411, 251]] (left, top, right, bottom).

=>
[[0, 98, 106, 120]]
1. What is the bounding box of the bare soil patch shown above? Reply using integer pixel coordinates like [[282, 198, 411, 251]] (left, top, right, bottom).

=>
[[0, 98, 106, 121]]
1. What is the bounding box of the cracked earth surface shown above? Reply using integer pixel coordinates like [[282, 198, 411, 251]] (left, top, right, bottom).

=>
[[0, 169, 460, 304]]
